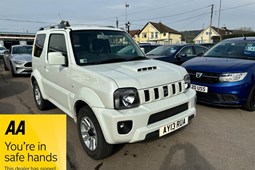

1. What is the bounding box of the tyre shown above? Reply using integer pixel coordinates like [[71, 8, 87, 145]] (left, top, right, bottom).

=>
[[77, 106, 113, 160], [32, 81, 52, 110], [3, 59, 8, 71], [243, 86, 255, 111], [10, 62, 17, 77]]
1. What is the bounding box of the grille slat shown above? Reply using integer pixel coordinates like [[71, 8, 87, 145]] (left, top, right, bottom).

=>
[[140, 81, 184, 104]]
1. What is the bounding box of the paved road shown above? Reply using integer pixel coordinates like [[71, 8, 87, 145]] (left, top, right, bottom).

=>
[[0, 59, 255, 170]]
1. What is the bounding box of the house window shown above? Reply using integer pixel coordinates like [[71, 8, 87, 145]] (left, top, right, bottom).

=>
[[151, 32, 154, 39], [155, 32, 158, 39], [163, 33, 166, 37], [142, 33, 147, 38]]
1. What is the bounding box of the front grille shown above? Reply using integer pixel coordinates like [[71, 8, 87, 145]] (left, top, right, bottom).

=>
[[140, 81, 184, 104], [187, 69, 220, 84], [24, 62, 32, 67], [148, 103, 188, 125]]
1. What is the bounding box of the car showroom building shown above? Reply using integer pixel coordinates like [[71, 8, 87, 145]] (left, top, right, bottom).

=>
[[0, 32, 35, 49]]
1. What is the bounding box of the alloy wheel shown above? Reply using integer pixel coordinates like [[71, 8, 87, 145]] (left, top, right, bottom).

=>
[[80, 116, 98, 151], [34, 85, 41, 106]]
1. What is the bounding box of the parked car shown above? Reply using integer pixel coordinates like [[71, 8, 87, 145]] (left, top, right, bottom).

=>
[[116, 43, 161, 54], [146, 44, 208, 65], [3, 45, 32, 76], [198, 43, 216, 49], [0, 46, 7, 59], [31, 21, 196, 159], [182, 37, 255, 111], [139, 43, 161, 53]]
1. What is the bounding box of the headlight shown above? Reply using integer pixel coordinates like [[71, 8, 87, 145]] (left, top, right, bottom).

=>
[[184, 74, 191, 90], [219, 72, 247, 82], [114, 88, 140, 110], [13, 60, 25, 64]]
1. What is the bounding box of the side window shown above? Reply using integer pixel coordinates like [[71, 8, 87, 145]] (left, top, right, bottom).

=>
[[33, 34, 46, 58], [180, 46, 195, 57], [48, 34, 67, 57], [194, 46, 207, 55]]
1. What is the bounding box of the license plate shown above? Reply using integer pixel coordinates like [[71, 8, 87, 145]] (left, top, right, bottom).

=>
[[159, 117, 188, 137], [191, 84, 208, 93]]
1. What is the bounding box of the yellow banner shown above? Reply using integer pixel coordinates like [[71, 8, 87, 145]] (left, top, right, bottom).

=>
[[0, 114, 66, 170]]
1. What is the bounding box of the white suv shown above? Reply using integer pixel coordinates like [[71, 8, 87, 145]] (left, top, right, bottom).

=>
[[31, 21, 196, 160]]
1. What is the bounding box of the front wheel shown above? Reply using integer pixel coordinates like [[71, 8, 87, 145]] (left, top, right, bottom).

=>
[[10, 62, 17, 77], [77, 106, 113, 160], [243, 86, 255, 111], [3, 59, 8, 71]]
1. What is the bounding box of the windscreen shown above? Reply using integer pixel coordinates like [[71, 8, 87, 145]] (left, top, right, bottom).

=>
[[12, 46, 32, 54], [70, 30, 146, 65], [204, 41, 255, 59]]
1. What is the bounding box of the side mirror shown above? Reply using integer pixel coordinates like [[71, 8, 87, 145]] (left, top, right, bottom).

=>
[[48, 52, 66, 65]]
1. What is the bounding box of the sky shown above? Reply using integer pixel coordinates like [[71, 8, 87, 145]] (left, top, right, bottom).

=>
[[0, 0, 254, 33]]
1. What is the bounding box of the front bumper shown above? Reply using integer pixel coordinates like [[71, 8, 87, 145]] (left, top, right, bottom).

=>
[[192, 81, 252, 106], [92, 89, 196, 144], [12, 62, 32, 74]]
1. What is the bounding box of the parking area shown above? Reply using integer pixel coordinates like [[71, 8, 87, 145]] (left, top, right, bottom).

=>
[[0, 59, 255, 170]]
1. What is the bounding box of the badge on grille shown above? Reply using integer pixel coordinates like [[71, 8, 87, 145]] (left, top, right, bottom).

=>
[[196, 72, 203, 78], [163, 87, 168, 96]]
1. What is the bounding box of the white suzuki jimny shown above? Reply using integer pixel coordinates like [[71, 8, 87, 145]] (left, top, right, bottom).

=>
[[31, 21, 196, 160]]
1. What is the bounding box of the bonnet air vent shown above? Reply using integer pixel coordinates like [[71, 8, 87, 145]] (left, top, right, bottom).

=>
[[137, 66, 157, 72]]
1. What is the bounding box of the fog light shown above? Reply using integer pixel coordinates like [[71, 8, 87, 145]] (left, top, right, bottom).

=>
[[117, 121, 133, 134]]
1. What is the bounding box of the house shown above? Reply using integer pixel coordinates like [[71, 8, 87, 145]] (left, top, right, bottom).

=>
[[181, 30, 201, 43], [129, 30, 140, 43], [138, 22, 182, 44], [193, 26, 233, 44]]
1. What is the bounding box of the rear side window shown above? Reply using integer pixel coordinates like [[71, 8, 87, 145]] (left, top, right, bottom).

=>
[[33, 34, 46, 58]]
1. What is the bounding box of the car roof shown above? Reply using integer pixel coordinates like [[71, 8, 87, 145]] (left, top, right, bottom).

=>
[[139, 44, 161, 47], [37, 25, 123, 33], [162, 44, 207, 48], [223, 36, 255, 42]]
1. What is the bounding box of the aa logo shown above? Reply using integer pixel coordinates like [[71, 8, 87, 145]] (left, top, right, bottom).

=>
[[5, 120, 25, 135]]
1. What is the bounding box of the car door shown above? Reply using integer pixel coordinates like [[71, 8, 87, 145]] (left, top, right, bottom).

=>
[[42, 32, 71, 111]]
